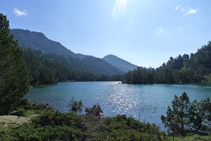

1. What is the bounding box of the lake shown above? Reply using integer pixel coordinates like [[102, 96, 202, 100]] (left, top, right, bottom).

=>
[[25, 82, 211, 130]]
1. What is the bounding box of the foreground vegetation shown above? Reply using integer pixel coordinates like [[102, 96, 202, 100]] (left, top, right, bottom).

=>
[[0, 98, 210, 140], [0, 101, 166, 140]]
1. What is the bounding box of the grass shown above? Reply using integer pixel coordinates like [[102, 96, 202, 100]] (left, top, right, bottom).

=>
[[169, 135, 211, 141], [22, 109, 42, 117], [0, 122, 5, 130], [0, 108, 42, 132]]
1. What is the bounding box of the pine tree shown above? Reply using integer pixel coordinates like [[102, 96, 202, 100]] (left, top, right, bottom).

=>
[[189, 98, 211, 132], [0, 13, 29, 114], [162, 92, 211, 135], [161, 92, 190, 136]]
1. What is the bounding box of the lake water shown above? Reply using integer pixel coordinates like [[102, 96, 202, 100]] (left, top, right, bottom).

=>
[[25, 82, 211, 130]]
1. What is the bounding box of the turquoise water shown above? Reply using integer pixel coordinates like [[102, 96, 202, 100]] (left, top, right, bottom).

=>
[[25, 82, 211, 129]]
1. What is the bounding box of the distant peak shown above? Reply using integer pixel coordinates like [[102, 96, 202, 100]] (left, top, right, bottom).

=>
[[102, 54, 138, 73], [103, 54, 119, 59]]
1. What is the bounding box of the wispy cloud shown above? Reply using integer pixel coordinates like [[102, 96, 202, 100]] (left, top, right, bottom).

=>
[[175, 5, 181, 11], [175, 5, 197, 15], [175, 5, 185, 12], [13, 8, 27, 16], [112, 0, 127, 19], [157, 27, 164, 35], [186, 8, 197, 15]]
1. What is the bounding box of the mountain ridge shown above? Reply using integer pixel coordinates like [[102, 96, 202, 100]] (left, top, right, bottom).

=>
[[11, 29, 77, 58], [10, 29, 123, 75], [11, 29, 140, 75], [103, 54, 138, 73]]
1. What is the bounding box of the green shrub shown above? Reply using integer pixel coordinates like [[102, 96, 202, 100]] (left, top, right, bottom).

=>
[[0, 111, 84, 140]]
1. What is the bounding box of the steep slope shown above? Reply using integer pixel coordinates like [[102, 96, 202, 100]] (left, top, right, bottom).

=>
[[11, 29, 76, 58], [24, 49, 119, 85], [10, 29, 123, 75], [103, 54, 138, 73]]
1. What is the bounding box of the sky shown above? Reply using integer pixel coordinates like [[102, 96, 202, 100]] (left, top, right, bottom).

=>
[[1, 0, 211, 68]]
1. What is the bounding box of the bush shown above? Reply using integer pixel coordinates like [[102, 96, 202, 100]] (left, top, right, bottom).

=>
[[0, 103, 165, 140], [0, 111, 85, 140], [85, 104, 103, 116], [69, 97, 83, 113]]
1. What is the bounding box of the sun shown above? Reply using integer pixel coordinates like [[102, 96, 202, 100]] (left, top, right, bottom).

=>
[[112, 0, 127, 19]]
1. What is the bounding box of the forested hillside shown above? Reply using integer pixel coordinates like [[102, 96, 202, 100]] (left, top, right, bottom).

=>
[[124, 42, 211, 84], [24, 49, 122, 85], [11, 29, 123, 77]]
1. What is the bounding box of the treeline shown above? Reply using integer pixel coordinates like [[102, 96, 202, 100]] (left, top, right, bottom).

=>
[[24, 49, 123, 85], [124, 42, 211, 84], [25, 41, 211, 85]]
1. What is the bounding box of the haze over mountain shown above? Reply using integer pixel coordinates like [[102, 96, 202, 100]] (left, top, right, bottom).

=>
[[103, 55, 138, 73], [11, 29, 123, 75]]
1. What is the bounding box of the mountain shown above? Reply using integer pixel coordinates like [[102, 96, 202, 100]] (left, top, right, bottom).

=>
[[80, 56, 124, 75], [103, 54, 138, 73], [10, 29, 123, 76], [10, 29, 77, 58]]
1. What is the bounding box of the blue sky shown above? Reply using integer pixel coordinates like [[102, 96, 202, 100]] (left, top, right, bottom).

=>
[[1, 0, 211, 68]]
